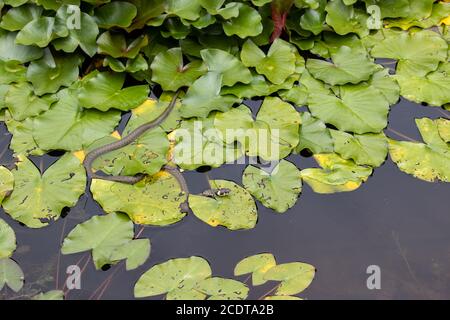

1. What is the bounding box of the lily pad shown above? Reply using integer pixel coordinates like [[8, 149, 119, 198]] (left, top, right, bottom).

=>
[[295, 112, 334, 154], [243, 160, 302, 213], [91, 171, 187, 226], [189, 180, 258, 230], [234, 253, 277, 286], [62, 212, 150, 270], [300, 153, 373, 194], [78, 71, 150, 112], [2, 153, 86, 228], [0, 219, 16, 259], [241, 39, 297, 85], [151, 47, 206, 91], [330, 130, 388, 167], [196, 277, 249, 300], [0, 258, 24, 292], [134, 256, 212, 298], [0, 166, 14, 205], [389, 118, 450, 182], [32, 290, 64, 300], [264, 262, 316, 296], [33, 89, 121, 152]]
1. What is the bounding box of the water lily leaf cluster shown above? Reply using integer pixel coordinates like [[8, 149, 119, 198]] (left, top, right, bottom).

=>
[[134, 253, 315, 300], [0, 0, 449, 300]]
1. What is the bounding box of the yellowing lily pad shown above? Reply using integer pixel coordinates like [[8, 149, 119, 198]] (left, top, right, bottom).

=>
[[264, 262, 316, 296], [91, 170, 187, 226], [234, 253, 277, 286]]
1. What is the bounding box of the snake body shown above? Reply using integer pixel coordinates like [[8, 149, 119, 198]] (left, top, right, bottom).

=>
[[83, 90, 230, 213]]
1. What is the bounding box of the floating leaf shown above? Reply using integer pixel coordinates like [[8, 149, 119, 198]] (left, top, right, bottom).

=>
[[0, 60, 26, 84], [302, 71, 390, 134], [295, 112, 334, 154], [180, 72, 240, 118], [241, 39, 297, 85], [97, 32, 148, 59], [330, 130, 388, 167], [243, 160, 302, 213], [389, 118, 450, 182], [264, 262, 315, 296], [189, 180, 258, 230], [306, 46, 378, 86], [265, 295, 302, 300], [26, 53, 81, 95], [0, 258, 24, 292], [166, 288, 206, 300], [5, 82, 55, 121], [325, 0, 369, 37], [300, 153, 373, 194], [134, 256, 212, 298], [78, 71, 149, 112], [0, 219, 16, 259], [370, 29, 448, 76], [395, 62, 450, 107], [33, 89, 121, 152], [222, 4, 263, 38], [234, 253, 276, 286], [150, 48, 206, 91], [196, 277, 249, 300], [200, 48, 252, 86], [0, 166, 14, 206], [62, 212, 150, 270], [2, 153, 86, 228], [91, 171, 187, 226], [0, 30, 43, 63], [94, 1, 137, 29]]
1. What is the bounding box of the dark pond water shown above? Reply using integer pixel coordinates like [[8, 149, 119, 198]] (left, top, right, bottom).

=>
[[0, 96, 449, 300]]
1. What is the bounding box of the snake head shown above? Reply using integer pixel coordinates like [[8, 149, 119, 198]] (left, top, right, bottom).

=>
[[216, 188, 231, 197]]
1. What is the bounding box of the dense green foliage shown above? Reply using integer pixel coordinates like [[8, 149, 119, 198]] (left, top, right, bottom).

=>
[[0, 0, 449, 300]]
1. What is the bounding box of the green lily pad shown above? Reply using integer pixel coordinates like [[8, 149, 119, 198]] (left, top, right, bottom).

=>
[[2, 153, 86, 228], [173, 116, 243, 170], [62, 212, 150, 270], [78, 71, 150, 112], [295, 112, 334, 154], [134, 256, 212, 298], [325, 0, 369, 37], [94, 1, 137, 29], [243, 160, 302, 213], [264, 262, 316, 296], [222, 4, 263, 38], [265, 295, 303, 300], [180, 72, 240, 118], [4, 112, 45, 156], [151, 47, 206, 91], [389, 118, 450, 182], [0, 166, 14, 206], [91, 171, 187, 226], [370, 29, 448, 76], [330, 130, 388, 167], [306, 46, 378, 86], [0, 219, 16, 259], [241, 39, 297, 85], [97, 32, 148, 59], [0, 4, 43, 32], [302, 71, 390, 134], [189, 180, 257, 230], [0, 30, 43, 63], [0, 60, 26, 84], [395, 62, 450, 107], [300, 153, 373, 194], [4, 82, 56, 121], [196, 277, 249, 300], [234, 253, 277, 286], [33, 89, 121, 152], [200, 48, 252, 86], [0, 258, 24, 292]]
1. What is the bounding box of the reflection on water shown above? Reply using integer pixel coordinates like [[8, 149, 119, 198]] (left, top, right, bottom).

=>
[[0, 98, 449, 300]]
